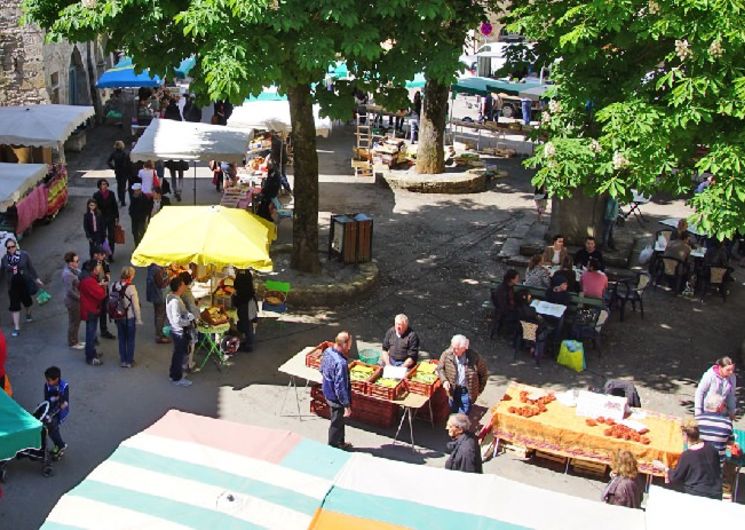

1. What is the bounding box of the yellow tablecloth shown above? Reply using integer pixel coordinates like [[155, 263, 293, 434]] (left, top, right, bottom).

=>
[[491, 383, 684, 475]]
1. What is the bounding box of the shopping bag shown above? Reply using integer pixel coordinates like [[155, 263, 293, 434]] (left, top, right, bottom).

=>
[[114, 224, 125, 245], [557, 340, 586, 372], [101, 238, 112, 256], [2, 373, 12, 397], [36, 289, 51, 305]]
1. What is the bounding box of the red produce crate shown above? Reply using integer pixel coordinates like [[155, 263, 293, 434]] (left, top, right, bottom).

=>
[[369, 373, 408, 401], [405, 359, 440, 396], [348, 361, 381, 395], [310, 399, 330, 419], [305, 341, 334, 369], [418, 387, 451, 424]]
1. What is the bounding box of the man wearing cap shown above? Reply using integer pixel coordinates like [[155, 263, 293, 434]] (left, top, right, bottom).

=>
[[128, 183, 152, 247]]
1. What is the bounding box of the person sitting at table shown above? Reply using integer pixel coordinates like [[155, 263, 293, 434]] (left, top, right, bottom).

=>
[[664, 231, 692, 263], [545, 273, 571, 306], [542, 234, 568, 266], [524, 254, 551, 289], [381, 313, 419, 368], [574, 236, 605, 271], [554, 254, 579, 293], [661, 422, 722, 500], [669, 218, 689, 242], [491, 269, 520, 338], [704, 239, 734, 282], [602, 450, 643, 509], [580, 258, 608, 300]]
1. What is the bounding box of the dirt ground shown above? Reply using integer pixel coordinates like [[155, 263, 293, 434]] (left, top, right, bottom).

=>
[[2, 118, 744, 529]]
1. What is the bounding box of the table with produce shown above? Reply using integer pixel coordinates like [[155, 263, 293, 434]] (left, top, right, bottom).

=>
[[490, 383, 684, 476]]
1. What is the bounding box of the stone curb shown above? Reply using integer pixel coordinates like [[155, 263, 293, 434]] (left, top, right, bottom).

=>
[[256, 247, 379, 308], [379, 167, 489, 194]]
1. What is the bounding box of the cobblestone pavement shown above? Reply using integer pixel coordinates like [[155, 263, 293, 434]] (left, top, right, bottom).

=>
[[3, 121, 743, 528]]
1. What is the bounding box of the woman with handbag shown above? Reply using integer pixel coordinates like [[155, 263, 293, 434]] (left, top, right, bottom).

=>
[[83, 199, 106, 259], [0, 239, 43, 336], [137, 160, 159, 194]]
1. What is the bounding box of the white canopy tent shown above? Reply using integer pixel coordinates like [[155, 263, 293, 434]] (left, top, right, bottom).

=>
[[0, 163, 47, 213], [130, 118, 254, 204], [227, 100, 333, 137], [0, 104, 94, 148]]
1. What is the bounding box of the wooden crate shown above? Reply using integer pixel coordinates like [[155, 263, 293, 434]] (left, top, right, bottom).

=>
[[499, 440, 533, 460], [534, 450, 568, 467], [405, 359, 440, 396], [570, 458, 608, 478], [305, 341, 333, 369]]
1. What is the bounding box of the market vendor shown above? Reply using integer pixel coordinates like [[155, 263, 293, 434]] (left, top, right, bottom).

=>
[[381, 314, 419, 368], [436, 334, 488, 415]]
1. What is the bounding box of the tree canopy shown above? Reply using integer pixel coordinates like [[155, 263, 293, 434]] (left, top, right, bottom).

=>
[[24, 0, 489, 269], [504, 0, 745, 239]]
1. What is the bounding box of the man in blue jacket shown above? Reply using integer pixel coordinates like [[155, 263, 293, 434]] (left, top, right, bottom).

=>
[[320, 331, 353, 449]]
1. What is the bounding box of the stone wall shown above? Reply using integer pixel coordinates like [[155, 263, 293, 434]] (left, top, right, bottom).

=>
[[0, 1, 49, 105]]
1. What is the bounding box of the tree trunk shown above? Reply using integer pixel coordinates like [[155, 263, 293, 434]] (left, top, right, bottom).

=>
[[287, 84, 321, 273], [548, 192, 605, 246], [415, 79, 449, 174]]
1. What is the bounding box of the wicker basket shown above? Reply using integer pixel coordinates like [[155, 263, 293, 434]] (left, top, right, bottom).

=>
[[405, 359, 441, 396]]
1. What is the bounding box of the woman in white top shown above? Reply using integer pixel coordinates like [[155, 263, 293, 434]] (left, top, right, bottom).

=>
[[137, 160, 158, 194], [542, 234, 568, 265]]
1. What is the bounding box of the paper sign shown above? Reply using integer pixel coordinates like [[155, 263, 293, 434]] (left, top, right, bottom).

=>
[[575, 390, 627, 422], [382, 365, 407, 380], [530, 299, 567, 318]]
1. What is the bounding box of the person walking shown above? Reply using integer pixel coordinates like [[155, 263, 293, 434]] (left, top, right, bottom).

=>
[[107, 140, 131, 207], [444, 413, 483, 473], [409, 91, 422, 143], [62, 252, 84, 349], [0, 239, 43, 337], [92, 179, 119, 261], [137, 161, 159, 194], [92, 247, 115, 340], [320, 331, 353, 449], [111, 266, 142, 368], [146, 264, 171, 344], [436, 334, 489, 415], [166, 276, 195, 386], [83, 199, 106, 260], [79, 260, 105, 366], [129, 183, 152, 247]]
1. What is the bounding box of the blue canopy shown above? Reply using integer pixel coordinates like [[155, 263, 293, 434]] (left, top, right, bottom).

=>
[[405, 73, 426, 89], [96, 57, 161, 89], [245, 86, 288, 102], [174, 56, 196, 79]]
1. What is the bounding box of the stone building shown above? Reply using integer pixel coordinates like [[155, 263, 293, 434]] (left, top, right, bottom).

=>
[[0, 0, 111, 110]]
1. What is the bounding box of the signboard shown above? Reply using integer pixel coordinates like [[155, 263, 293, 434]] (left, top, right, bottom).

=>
[[575, 390, 627, 422]]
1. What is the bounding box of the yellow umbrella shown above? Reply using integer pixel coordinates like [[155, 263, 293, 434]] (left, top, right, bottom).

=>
[[131, 205, 276, 271]]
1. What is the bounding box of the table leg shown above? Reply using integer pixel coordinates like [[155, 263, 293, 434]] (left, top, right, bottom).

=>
[[407, 406, 416, 452], [278, 377, 294, 416], [393, 407, 408, 445], [428, 398, 434, 428], [645, 473, 653, 493], [734, 465, 741, 502], [293, 375, 302, 419]]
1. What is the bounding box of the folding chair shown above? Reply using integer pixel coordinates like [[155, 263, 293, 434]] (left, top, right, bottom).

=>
[[615, 272, 651, 321], [698, 266, 728, 303], [513, 320, 539, 361]]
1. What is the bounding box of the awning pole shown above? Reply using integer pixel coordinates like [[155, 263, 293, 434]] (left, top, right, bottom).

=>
[[193, 161, 197, 206]]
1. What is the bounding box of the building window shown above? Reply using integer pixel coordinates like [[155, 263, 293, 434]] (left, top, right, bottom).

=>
[[50, 72, 60, 104]]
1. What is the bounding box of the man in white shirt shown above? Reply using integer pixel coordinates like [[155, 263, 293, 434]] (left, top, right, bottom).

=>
[[166, 276, 195, 387]]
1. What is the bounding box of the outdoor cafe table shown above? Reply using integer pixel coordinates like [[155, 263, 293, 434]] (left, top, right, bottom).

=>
[[490, 382, 684, 477]]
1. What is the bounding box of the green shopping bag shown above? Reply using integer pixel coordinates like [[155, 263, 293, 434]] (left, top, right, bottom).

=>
[[557, 340, 586, 372], [36, 289, 51, 305]]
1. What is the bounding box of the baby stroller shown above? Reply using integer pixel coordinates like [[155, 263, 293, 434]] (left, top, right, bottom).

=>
[[0, 400, 60, 482]]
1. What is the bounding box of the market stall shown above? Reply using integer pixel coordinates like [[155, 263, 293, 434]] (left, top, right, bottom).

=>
[[95, 56, 162, 89], [488, 382, 684, 476], [129, 118, 253, 205], [0, 389, 42, 463], [42, 410, 649, 530], [227, 99, 333, 138], [131, 205, 275, 370]]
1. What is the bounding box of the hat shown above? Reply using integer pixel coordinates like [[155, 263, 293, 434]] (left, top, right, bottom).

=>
[[131, 182, 142, 191]]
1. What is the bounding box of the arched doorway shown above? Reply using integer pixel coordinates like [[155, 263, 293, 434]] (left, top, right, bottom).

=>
[[68, 46, 91, 105]]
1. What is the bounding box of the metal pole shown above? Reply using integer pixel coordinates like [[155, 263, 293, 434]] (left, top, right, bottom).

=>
[[193, 161, 197, 205]]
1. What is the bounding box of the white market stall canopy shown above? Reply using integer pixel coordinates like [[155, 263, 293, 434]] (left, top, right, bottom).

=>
[[0, 104, 94, 148], [0, 163, 47, 212], [129, 118, 253, 163], [227, 100, 332, 137]]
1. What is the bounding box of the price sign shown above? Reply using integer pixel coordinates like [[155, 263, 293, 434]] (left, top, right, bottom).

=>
[[575, 390, 627, 422]]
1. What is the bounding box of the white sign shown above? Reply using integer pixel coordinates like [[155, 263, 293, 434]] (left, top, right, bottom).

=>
[[575, 390, 627, 422], [382, 365, 408, 380]]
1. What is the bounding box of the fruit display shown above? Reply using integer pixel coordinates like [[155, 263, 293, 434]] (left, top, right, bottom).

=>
[[584, 417, 651, 444], [410, 372, 438, 384], [214, 277, 236, 297], [374, 377, 400, 388], [405, 360, 440, 396], [506, 390, 557, 418], [200, 306, 229, 326], [350, 364, 376, 382]]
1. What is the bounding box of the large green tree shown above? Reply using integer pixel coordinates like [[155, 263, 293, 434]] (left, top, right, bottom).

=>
[[504, 0, 745, 240], [24, 0, 484, 270]]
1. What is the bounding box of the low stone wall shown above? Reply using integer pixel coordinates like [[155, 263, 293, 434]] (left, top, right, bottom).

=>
[[381, 168, 488, 194]]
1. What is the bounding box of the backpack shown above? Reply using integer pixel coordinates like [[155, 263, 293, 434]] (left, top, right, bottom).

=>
[[108, 282, 131, 320]]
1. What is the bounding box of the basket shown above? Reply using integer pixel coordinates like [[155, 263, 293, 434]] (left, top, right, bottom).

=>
[[263, 290, 287, 313], [369, 372, 408, 401], [348, 361, 381, 395], [358, 348, 381, 365], [405, 359, 441, 396]]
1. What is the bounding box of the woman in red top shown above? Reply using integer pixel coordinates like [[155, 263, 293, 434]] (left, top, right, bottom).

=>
[[79, 260, 107, 366]]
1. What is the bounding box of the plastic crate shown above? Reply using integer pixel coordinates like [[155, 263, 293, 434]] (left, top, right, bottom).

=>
[[348, 361, 381, 395], [405, 359, 440, 396], [310, 399, 330, 419], [305, 341, 333, 369], [369, 373, 408, 401]]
